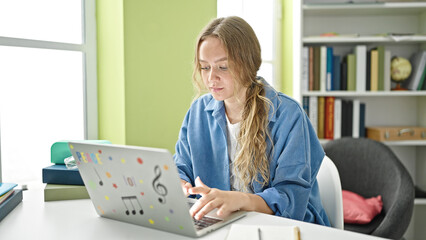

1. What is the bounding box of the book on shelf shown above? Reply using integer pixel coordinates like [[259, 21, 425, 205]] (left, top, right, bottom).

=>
[[376, 46, 386, 91], [324, 97, 335, 139], [0, 183, 22, 222], [347, 54, 356, 91], [314, 46, 321, 91], [341, 56, 348, 91], [359, 103, 366, 138], [44, 184, 89, 202], [403, 51, 426, 91], [352, 100, 360, 138], [302, 47, 309, 92], [370, 49, 379, 91], [384, 50, 392, 91], [308, 96, 318, 134], [309, 47, 314, 91], [334, 98, 342, 139], [341, 100, 353, 137], [318, 96, 325, 139], [355, 45, 367, 92], [326, 47, 334, 91], [333, 55, 341, 91], [320, 46, 327, 92], [42, 164, 84, 185], [418, 66, 426, 91], [366, 48, 371, 91]]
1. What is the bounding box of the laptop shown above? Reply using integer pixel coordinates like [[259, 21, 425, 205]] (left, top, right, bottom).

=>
[[68, 142, 246, 237]]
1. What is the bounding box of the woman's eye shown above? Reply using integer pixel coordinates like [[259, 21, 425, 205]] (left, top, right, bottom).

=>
[[200, 66, 210, 70], [219, 66, 228, 71]]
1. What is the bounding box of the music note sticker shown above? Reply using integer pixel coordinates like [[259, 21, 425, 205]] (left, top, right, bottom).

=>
[[94, 168, 103, 186], [121, 196, 144, 215], [152, 165, 168, 204]]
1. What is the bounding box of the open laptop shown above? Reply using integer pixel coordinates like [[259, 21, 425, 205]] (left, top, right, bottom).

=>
[[68, 142, 246, 237]]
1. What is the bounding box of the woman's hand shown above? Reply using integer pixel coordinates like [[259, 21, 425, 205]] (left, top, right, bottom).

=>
[[188, 177, 250, 220], [180, 179, 192, 196]]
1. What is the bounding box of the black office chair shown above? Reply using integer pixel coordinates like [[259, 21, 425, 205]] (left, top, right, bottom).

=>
[[323, 137, 414, 240]]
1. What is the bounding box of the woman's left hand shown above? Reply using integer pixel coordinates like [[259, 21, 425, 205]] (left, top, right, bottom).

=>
[[188, 177, 248, 220]]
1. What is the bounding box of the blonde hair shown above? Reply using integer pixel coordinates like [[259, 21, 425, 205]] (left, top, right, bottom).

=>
[[193, 16, 272, 191]]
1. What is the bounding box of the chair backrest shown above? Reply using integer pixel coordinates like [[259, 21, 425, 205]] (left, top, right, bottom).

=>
[[317, 155, 344, 230]]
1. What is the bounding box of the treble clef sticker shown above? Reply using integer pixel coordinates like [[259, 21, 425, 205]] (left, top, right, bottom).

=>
[[152, 165, 168, 204]]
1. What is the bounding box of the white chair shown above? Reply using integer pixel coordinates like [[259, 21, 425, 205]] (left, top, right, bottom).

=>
[[317, 155, 344, 230]]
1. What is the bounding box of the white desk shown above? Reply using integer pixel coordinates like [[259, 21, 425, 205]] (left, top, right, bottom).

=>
[[0, 185, 387, 240]]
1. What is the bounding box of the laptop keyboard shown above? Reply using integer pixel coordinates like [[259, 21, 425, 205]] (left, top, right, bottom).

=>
[[188, 201, 223, 230], [193, 216, 222, 230]]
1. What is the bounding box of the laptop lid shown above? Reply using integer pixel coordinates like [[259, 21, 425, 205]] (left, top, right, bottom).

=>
[[68, 142, 245, 237]]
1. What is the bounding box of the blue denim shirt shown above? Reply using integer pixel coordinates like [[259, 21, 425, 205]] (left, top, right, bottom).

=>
[[173, 80, 330, 226]]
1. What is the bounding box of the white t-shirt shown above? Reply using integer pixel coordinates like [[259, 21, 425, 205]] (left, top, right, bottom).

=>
[[225, 115, 253, 193]]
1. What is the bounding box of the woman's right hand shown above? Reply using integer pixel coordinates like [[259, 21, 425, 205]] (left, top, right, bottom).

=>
[[180, 179, 192, 196]]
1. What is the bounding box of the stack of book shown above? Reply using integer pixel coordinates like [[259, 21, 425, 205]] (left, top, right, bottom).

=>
[[302, 45, 393, 92], [43, 141, 88, 201], [0, 183, 23, 222], [43, 140, 111, 201], [303, 96, 366, 140]]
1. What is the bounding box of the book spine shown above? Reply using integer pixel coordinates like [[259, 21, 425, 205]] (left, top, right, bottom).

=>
[[352, 99, 360, 138], [325, 96, 335, 139], [384, 50, 391, 91], [44, 185, 90, 202], [370, 50, 379, 91], [359, 103, 366, 138], [334, 98, 342, 139], [314, 47, 321, 91], [318, 96, 325, 139], [326, 47, 334, 91], [320, 46, 327, 91], [0, 189, 22, 222], [355, 45, 367, 92], [347, 54, 356, 91], [309, 96, 318, 134], [341, 57, 348, 91], [42, 167, 84, 185], [333, 55, 341, 91], [309, 47, 314, 91], [366, 49, 371, 91], [302, 47, 309, 92], [377, 46, 385, 91]]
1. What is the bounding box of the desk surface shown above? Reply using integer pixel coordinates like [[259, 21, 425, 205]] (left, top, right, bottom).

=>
[[0, 185, 387, 240]]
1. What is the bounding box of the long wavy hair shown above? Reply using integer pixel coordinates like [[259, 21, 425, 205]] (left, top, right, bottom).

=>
[[192, 16, 272, 191]]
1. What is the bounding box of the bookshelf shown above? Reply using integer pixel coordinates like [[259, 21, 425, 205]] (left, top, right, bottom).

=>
[[297, 2, 426, 240]]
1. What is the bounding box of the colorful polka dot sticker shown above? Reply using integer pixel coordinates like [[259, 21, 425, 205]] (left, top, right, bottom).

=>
[[137, 157, 143, 164], [98, 150, 102, 154], [106, 172, 112, 178], [139, 179, 144, 184], [113, 183, 118, 189], [97, 206, 105, 215], [165, 216, 170, 222], [169, 209, 174, 214], [140, 192, 144, 196], [88, 180, 97, 190], [105, 195, 110, 200], [109, 156, 113, 161], [150, 205, 154, 209], [70, 144, 74, 150], [163, 165, 169, 170], [121, 158, 126, 164], [149, 219, 155, 225], [179, 226, 184, 230]]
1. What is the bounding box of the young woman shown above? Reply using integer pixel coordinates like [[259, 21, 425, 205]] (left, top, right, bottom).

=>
[[173, 16, 330, 226]]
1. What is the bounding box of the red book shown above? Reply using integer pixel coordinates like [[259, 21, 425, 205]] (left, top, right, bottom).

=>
[[325, 96, 335, 139]]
